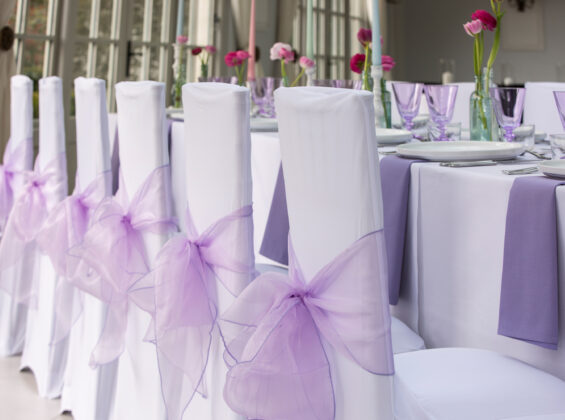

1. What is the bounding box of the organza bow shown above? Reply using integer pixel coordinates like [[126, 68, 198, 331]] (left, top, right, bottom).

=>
[[221, 230, 395, 420], [139, 204, 255, 420], [69, 165, 177, 367], [0, 153, 67, 307], [0, 138, 33, 231], [35, 171, 111, 343]]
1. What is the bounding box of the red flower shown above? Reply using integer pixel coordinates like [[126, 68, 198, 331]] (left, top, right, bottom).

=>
[[191, 47, 202, 56], [471, 9, 497, 31], [236, 50, 250, 61], [382, 55, 396, 72], [224, 51, 241, 67], [357, 27, 372, 47], [350, 53, 366, 74]]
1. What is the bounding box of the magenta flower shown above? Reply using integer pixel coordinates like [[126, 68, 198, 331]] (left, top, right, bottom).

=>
[[280, 48, 295, 63], [463, 20, 483, 37], [236, 50, 250, 61], [299, 56, 315, 69], [191, 47, 202, 56], [224, 51, 241, 67], [176, 35, 188, 44], [357, 27, 372, 47], [205, 45, 217, 54], [382, 55, 396, 72], [471, 9, 497, 31], [350, 53, 366, 74]]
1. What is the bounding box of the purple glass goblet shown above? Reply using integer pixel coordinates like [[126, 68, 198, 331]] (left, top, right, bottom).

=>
[[553, 91, 565, 130], [490, 87, 526, 142], [424, 84, 459, 141], [259, 77, 283, 118], [392, 82, 424, 131]]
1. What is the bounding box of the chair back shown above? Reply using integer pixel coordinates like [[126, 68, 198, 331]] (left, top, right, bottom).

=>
[[524, 82, 565, 134]]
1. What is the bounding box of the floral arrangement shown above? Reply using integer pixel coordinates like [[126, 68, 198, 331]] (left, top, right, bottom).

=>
[[191, 45, 216, 79], [350, 28, 396, 126], [172, 35, 188, 108], [463, 0, 504, 132], [270, 42, 314, 87], [224, 50, 251, 86]]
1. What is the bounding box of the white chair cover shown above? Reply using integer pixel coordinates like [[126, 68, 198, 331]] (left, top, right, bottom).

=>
[[109, 81, 171, 420], [60, 77, 115, 420], [0, 75, 34, 356], [20, 76, 69, 398], [450, 82, 475, 129], [275, 86, 394, 419], [180, 82, 253, 420], [524, 82, 565, 134]]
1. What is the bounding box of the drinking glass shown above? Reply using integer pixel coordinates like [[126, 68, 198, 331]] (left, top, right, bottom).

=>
[[553, 91, 565, 129], [424, 85, 458, 141], [392, 82, 423, 131], [509, 124, 535, 150], [332, 80, 355, 89], [428, 121, 462, 141], [259, 77, 283, 118], [313, 79, 332, 87], [490, 87, 526, 142], [550, 134, 565, 159]]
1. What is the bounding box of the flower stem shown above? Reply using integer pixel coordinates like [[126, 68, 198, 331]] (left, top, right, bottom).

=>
[[380, 78, 390, 128], [281, 61, 289, 87], [291, 68, 306, 87], [362, 45, 371, 91]]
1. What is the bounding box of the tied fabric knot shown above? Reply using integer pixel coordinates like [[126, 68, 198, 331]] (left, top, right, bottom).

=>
[[35, 171, 111, 343], [0, 138, 33, 232], [221, 230, 394, 420], [68, 165, 177, 368], [0, 152, 67, 308], [135, 204, 255, 420]]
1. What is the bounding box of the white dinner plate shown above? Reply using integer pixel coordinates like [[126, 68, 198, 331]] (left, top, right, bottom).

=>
[[250, 117, 278, 132], [396, 141, 526, 162], [539, 160, 565, 178], [376, 128, 412, 145], [535, 131, 547, 142]]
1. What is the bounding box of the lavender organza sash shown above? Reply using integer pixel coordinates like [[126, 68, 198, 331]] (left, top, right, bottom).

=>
[[222, 230, 394, 420], [138, 205, 255, 420], [0, 138, 34, 231], [69, 165, 177, 367], [498, 176, 565, 349], [35, 171, 111, 343], [0, 153, 67, 308]]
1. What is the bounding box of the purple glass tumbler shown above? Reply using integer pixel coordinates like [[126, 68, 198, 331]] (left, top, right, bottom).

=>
[[392, 82, 424, 131], [553, 91, 565, 130], [490, 87, 526, 142], [424, 84, 459, 141]]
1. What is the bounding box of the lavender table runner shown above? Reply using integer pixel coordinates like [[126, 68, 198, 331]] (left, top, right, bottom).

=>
[[499, 175, 565, 350], [380, 156, 422, 305], [259, 165, 289, 264]]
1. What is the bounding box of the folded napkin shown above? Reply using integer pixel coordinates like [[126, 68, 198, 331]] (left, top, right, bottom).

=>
[[380, 156, 422, 305], [259, 165, 289, 265], [498, 175, 565, 350]]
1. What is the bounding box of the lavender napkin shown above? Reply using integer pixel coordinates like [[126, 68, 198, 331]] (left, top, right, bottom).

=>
[[498, 175, 565, 350], [259, 166, 289, 265], [380, 156, 421, 305]]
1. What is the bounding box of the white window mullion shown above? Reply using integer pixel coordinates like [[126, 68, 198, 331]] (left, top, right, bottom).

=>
[[107, 0, 123, 108], [86, 0, 102, 77], [141, 0, 154, 80], [43, 0, 59, 76], [14, 0, 30, 74], [158, 0, 171, 82]]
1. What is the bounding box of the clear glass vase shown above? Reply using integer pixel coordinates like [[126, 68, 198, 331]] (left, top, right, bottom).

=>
[[470, 68, 499, 141], [382, 88, 392, 129], [171, 64, 185, 109]]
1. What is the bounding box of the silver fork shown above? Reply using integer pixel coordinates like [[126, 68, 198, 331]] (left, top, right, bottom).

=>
[[502, 166, 539, 175]]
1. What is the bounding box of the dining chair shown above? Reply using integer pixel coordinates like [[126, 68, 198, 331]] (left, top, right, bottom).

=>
[[275, 87, 565, 420], [58, 77, 115, 420], [449, 81, 475, 129], [20, 76, 69, 399], [524, 82, 565, 134], [0, 75, 34, 357]]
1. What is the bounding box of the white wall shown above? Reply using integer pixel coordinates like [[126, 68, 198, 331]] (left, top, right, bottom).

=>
[[389, 0, 565, 84]]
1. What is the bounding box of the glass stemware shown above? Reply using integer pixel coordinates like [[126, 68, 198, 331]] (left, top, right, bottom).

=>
[[256, 77, 282, 118], [490, 87, 526, 142], [392, 82, 424, 131], [553, 91, 565, 129], [424, 84, 458, 141]]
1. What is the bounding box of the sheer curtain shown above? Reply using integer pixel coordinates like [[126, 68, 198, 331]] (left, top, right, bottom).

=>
[[0, 0, 16, 153]]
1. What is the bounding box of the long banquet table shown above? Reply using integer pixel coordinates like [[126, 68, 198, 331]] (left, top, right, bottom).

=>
[[168, 120, 565, 380]]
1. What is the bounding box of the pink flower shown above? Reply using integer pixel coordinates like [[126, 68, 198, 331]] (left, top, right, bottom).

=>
[[224, 51, 241, 67], [350, 53, 366, 74], [299, 56, 315, 69], [463, 20, 483, 36], [280, 48, 295, 63], [205, 45, 217, 54], [270, 42, 292, 61], [191, 47, 202, 56], [236, 50, 250, 61], [471, 9, 497, 31], [357, 27, 372, 47], [176, 35, 188, 44], [382, 55, 396, 72]]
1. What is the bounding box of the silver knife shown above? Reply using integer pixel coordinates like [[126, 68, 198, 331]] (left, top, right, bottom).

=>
[[440, 160, 497, 168]]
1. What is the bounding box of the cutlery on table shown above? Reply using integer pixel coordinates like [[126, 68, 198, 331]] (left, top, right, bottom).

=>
[[440, 160, 497, 168], [502, 166, 539, 175]]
